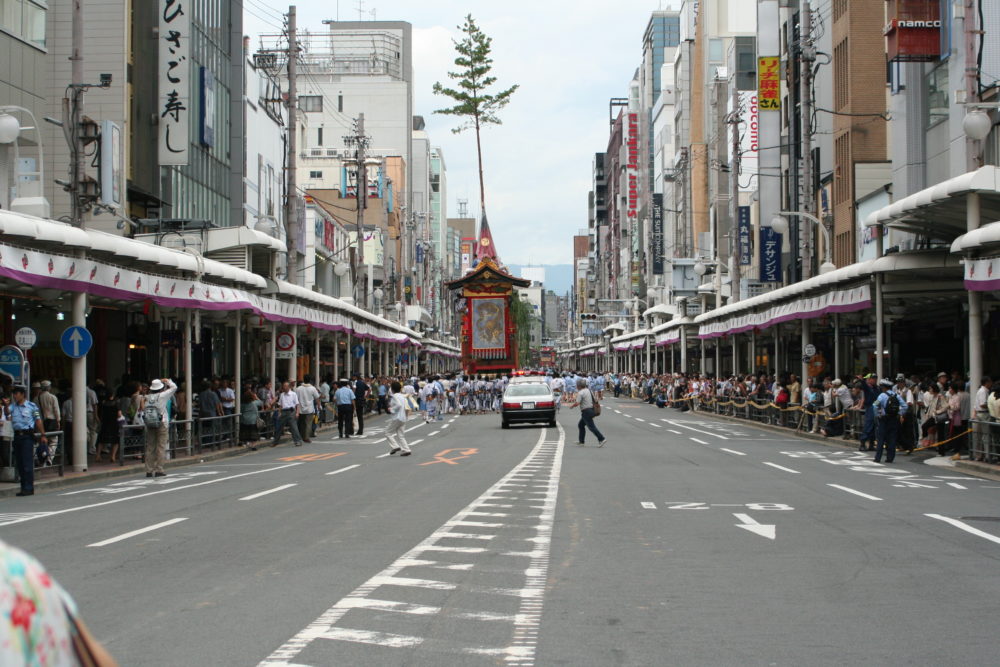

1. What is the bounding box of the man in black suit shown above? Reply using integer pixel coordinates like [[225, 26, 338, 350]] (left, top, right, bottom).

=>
[[353, 374, 370, 436]]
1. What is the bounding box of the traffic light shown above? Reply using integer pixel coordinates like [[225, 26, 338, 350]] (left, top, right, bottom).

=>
[[579, 313, 598, 322]]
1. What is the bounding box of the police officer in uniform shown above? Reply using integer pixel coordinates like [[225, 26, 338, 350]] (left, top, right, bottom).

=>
[[8, 385, 48, 496]]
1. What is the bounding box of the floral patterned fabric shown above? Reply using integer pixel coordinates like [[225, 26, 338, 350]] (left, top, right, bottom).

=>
[[1, 539, 79, 666]]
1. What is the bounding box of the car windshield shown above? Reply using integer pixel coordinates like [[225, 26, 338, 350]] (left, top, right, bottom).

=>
[[506, 385, 551, 397]]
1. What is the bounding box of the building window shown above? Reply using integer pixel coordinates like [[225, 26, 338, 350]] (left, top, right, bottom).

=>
[[1, 0, 46, 49], [337, 94, 343, 112], [299, 95, 323, 112], [925, 64, 949, 130], [317, 127, 323, 146], [309, 170, 322, 179], [834, 38, 848, 110]]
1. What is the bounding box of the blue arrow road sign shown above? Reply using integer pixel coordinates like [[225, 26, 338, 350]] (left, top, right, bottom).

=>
[[0, 345, 24, 382], [60, 326, 93, 359], [352, 344, 366, 358]]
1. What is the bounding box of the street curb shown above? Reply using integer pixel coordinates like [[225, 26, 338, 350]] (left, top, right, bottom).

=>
[[0, 413, 392, 498], [953, 460, 1000, 482]]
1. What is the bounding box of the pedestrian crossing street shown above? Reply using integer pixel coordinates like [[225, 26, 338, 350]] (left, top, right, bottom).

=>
[[259, 425, 565, 666]]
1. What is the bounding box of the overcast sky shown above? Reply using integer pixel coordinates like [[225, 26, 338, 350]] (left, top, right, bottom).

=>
[[244, 1, 674, 264]]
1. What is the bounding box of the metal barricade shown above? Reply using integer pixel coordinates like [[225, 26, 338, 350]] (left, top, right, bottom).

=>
[[170, 419, 195, 458], [118, 423, 148, 466], [256, 408, 279, 443], [970, 419, 1000, 463], [843, 409, 863, 441], [34, 430, 65, 477], [197, 413, 239, 452]]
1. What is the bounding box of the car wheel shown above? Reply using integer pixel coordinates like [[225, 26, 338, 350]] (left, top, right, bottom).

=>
[[548, 419, 556, 427], [501, 420, 510, 429]]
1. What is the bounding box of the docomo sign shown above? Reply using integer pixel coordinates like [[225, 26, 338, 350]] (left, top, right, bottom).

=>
[[626, 112, 639, 219], [737, 92, 759, 193]]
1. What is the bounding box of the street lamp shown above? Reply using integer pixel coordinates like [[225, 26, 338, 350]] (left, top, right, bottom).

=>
[[0, 112, 20, 143], [772, 211, 837, 275]]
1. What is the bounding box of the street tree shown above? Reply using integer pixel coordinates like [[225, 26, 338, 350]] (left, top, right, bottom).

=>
[[432, 14, 518, 217]]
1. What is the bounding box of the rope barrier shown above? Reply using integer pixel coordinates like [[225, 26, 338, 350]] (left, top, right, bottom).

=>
[[910, 428, 973, 453]]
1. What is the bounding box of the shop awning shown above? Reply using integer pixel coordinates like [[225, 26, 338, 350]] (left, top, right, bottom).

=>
[[863, 165, 1000, 239], [610, 328, 650, 351], [694, 251, 959, 339], [603, 320, 627, 333], [641, 303, 676, 319], [650, 317, 693, 346], [951, 220, 1000, 291]]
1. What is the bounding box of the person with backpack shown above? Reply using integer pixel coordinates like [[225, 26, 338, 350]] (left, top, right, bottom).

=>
[[873, 378, 907, 464], [143, 378, 177, 478]]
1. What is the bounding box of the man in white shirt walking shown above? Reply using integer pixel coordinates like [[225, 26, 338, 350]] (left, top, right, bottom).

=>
[[272, 382, 304, 447], [295, 375, 321, 442], [386, 381, 412, 457]]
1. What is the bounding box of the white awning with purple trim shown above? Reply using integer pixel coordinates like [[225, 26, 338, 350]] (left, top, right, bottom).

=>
[[694, 251, 958, 339], [610, 328, 651, 351], [0, 210, 421, 346], [951, 221, 1000, 292]]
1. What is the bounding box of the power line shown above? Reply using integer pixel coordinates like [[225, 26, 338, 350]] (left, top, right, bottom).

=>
[[245, 0, 284, 21]]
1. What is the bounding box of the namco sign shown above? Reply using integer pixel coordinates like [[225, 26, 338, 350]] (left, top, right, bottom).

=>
[[884, 0, 942, 63]]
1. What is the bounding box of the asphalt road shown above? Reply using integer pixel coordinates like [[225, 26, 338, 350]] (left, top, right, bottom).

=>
[[3, 397, 1000, 666]]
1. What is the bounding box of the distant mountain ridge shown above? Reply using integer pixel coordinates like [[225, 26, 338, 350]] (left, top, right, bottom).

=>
[[507, 264, 574, 296]]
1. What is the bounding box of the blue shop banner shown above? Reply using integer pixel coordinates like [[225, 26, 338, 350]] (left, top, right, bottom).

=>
[[759, 225, 782, 283]]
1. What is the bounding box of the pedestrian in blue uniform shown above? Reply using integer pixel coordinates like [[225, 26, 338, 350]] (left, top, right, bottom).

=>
[[873, 378, 907, 463], [7, 385, 48, 496], [859, 373, 880, 451]]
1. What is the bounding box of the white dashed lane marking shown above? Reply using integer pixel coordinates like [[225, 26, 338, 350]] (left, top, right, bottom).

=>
[[762, 462, 800, 474], [259, 426, 565, 666]]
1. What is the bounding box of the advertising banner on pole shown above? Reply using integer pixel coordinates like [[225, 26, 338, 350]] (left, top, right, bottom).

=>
[[159, 0, 191, 164], [737, 206, 752, 266], [759, 225, 782, 283], [651, 193, 664, 275]]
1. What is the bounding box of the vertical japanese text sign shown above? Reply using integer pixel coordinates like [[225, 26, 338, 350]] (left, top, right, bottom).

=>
[[759, 225, 782, 283], [737, 206, 752, 266], [757, 56, 781, 111], [159, 0, 190, 165]]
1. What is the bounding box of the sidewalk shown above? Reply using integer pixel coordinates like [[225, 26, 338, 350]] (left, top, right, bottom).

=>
[[620, 397, 1000, 481], [0, 411, 394, 499]]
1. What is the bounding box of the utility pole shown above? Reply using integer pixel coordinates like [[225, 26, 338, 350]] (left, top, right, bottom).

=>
[[730, 84, 741, 303], [800, 1, 815, 280], [285, 5, 299, 283], [349, 113, 369, 306], [69, 0, 87, 472]]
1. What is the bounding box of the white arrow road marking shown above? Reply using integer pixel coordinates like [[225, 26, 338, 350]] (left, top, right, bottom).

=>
[[762, 462, 800, 474], [88, 517, 188, 547], [239, 484, 297, 500], [827, 484, 883, 501], [926, 514, 1000, 546], [733, 513, 776, 540], [662, 420, 730, 439], [720, 448, 746, 456]]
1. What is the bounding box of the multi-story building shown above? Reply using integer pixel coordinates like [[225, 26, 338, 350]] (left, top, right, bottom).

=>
[[42, 1, 246, 235], [639, 10, 681, 300], [0, 0, 48, 213]]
